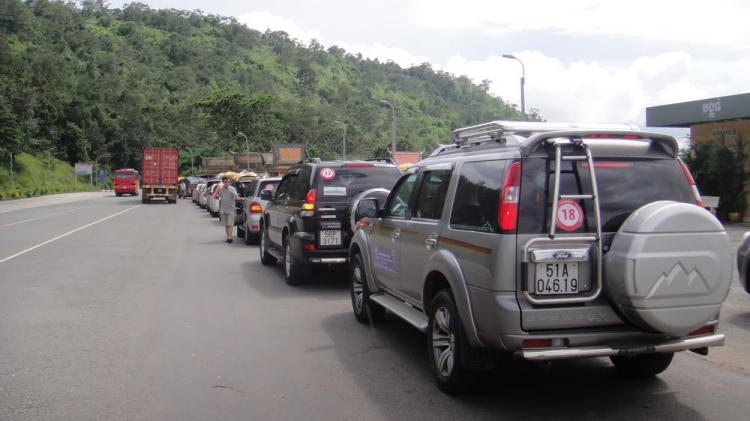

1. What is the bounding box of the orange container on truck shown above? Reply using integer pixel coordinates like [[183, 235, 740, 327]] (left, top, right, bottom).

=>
[[141, 147, 179, 204]]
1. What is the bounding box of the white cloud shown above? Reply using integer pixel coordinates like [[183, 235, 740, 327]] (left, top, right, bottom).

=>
[[412, 0, 750, 44], [237, 11, 430, 68], [237, 11, 324, 45]]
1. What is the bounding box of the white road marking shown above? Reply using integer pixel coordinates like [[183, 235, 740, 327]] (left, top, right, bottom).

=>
[[0, 206, 94, 229], [0, 205, 141, 264]]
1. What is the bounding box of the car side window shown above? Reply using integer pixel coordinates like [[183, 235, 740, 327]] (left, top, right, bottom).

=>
[[386, 173, 417, 218], [449, 160, 505, 233], [414, 170, 452, 220], [288, 166, 312, 200], [275, 175, 296, 201]]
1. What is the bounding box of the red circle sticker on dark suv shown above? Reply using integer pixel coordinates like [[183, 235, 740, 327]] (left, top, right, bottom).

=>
[[320, 168, 336, 180], [556, 199, 584, 231]]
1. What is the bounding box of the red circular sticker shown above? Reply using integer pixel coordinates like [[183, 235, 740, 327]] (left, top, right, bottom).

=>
[[320, 168, 336, 180], [556, 199, 584, 231]]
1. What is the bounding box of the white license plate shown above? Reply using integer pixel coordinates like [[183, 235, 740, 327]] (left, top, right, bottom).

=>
[[535, 262, 579, 294], [319, 230, 341, 246]]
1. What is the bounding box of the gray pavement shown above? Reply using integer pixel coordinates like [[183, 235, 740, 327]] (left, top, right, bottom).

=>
[[0, 192, 112, 214]]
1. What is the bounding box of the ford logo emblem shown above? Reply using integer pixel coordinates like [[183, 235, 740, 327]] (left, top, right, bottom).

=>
[[551, 251, 573, 260]]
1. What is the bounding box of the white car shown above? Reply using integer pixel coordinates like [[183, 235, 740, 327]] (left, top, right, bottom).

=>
[[207, 183, 221, 217]]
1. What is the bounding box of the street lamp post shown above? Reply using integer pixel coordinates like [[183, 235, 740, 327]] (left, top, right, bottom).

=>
[[502, 54, 526, 121], [380, 100, 396, 154], [334, 121, 347, 160], [185, 147, 194, 175], [237, 132, 249, 171]]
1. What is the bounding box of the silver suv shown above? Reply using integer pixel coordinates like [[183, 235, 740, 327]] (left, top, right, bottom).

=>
[[349, 121, 732, 393]]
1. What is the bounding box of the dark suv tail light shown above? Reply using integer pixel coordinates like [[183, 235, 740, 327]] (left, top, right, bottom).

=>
[[498, 162, 521, 230], [301, 189, 316, 217]]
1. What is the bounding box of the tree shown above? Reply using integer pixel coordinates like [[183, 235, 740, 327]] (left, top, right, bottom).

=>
[[194, 90, 284, 152]]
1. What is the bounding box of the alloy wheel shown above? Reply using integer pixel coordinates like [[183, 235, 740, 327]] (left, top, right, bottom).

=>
[[431, 306, 455, 377]]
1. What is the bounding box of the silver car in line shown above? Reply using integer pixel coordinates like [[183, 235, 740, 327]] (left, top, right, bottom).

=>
[[238, 177, 281, 244]]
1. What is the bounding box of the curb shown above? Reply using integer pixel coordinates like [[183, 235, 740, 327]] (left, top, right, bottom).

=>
[[99, 190, 114, 192]]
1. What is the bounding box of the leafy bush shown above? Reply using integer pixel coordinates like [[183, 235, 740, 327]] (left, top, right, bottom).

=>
[[683, 134, 749, 212]]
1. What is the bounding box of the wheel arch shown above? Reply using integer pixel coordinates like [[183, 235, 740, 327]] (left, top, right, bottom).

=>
[[423, 249, 484, 347]]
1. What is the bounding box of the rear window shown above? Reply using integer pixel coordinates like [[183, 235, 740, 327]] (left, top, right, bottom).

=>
[[115, 171, 135, 179], [258, 180, 279, 196], [317, 167, 400, 201], [518, 158, 695, 234]]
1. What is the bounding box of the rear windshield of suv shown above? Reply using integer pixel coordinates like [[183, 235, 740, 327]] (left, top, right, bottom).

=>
[[518, 158, 695, 234], [318, 167, 400, 201]]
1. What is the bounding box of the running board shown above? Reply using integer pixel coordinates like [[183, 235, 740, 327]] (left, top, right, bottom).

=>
[[266, 246, 285, 262], [370, 294, 429, 332]]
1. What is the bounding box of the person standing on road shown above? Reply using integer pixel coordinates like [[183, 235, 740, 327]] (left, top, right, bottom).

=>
[[219, 176, 244, 243]]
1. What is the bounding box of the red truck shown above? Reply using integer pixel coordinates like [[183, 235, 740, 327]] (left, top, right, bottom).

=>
[[141, 147, 179, 204]]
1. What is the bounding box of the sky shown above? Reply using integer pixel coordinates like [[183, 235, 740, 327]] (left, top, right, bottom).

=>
[[106, 0, 750, 141]]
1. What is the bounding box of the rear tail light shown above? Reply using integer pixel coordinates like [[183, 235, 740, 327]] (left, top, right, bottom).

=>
[[585, 134, 642, 139], [344, 163, 373, 167], [687, 325, 714, 337], [302, 189, 316, 210], [522, 339, 551, 348], [301, 189, 316, 216], [250, 201, 263, 213], [498, 162, 521, 231], [303, 244, 316, 251], [680, 162, 704, 207]]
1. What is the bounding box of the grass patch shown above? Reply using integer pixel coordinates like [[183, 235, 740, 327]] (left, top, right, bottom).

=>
[[0, 153, 104, 200]]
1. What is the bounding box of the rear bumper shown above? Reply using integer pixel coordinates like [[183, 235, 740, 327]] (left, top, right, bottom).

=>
[[290, 231, 349, 266], [518, 334, 724, 361]]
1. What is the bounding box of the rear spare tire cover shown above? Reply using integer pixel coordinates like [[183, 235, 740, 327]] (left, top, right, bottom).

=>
[[603, 201, 732, 336]]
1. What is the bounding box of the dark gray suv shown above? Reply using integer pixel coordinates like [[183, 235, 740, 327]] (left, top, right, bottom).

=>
[[349, 121, 733, 393]]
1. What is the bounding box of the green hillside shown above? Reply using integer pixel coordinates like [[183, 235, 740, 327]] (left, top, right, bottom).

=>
[[0, 0, 541, 180]]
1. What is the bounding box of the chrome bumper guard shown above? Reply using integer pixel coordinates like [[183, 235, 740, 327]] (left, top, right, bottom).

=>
[[309, 257, 348, 264], [518, 334, 724, 361]]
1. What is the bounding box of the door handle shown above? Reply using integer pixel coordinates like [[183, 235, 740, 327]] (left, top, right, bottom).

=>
[[425, 236, 438, 250], [391, 228, 400, 241]]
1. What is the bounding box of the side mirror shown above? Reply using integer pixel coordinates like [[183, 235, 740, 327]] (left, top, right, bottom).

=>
[[358, 198, 379, 218], [260, 189, 272, 201]]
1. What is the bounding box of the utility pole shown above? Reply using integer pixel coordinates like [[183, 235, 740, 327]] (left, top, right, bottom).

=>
[[334, 121, 347, 160], [502, 54, 526, 121], [237, 132, 250, 171], [380, 100, 396, 154]]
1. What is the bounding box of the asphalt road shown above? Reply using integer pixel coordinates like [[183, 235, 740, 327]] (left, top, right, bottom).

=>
[[1, 193, 750, 421]]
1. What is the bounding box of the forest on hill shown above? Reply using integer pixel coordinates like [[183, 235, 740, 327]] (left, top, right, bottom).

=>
[[0, 0, 541, 174]]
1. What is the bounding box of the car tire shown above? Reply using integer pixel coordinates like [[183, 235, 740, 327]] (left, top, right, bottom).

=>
[[259, 224, 277, 266], [609, 352, 674, 377], [428, 289, 474, 394], [116, 193, 122, 197], [351, 253, 385, 324], [284, 238, 304, 286]]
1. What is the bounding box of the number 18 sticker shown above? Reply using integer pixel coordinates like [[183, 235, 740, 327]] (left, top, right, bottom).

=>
[[556, 199, 584, 231]]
